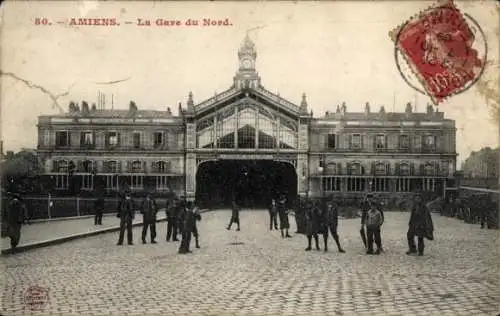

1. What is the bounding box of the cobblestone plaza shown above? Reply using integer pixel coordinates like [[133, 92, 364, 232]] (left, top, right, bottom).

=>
[[1, 211, 498, 316]]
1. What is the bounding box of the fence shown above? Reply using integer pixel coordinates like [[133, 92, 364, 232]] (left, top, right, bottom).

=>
[[1, 195, 172, 220]]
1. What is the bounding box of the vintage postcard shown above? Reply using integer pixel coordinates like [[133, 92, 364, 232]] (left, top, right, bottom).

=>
[[0, 1, 498, 315]]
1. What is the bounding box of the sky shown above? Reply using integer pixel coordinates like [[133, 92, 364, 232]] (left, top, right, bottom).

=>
[[1, 0, 498, 167]]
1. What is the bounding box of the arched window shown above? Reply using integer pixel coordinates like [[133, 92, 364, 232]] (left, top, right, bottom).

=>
[[82, 160, 93, 173], [108, 161, 118, 173], [131, 160, 142, 173], [400, 163, 410, 176], [57, 160, 68, 173], [349, 162, 362, 175], [157, 161, 170, 173], [424, 164, 435, 176], [375, 163, 387, 176]]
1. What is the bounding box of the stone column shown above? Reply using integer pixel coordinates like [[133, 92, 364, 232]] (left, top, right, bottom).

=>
[[185, 153, 196, 201], [297, 154, 308, 197]]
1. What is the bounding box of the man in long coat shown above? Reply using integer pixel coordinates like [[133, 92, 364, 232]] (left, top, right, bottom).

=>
[[140, 193, 157, 244], [166, 197, 180, 242], [294, 197, 307, 234], [192, 205, 202, 248], [305, 201, 328, 251], [406, 194, 434, 256], [5, 193, 28, 249], [117, 190, 135, 246], [179, 201, 196, 254]]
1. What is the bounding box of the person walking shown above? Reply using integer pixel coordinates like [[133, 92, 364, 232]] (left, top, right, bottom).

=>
[[227, 200, 240, 231], [325, 201, 345, 253], [268, 199, 278, 230], [407, 194, 434, 256], [140, 193, 157, 244], [117, 190, 135, 246]]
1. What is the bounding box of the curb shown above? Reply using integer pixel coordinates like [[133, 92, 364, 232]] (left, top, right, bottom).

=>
[[1, 209, 211, 255]]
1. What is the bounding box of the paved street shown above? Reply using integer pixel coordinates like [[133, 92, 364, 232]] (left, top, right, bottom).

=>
[[1, 210, 498, 316]]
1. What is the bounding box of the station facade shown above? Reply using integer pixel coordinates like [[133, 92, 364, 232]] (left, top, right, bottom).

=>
[[37, 36, 457, 204]]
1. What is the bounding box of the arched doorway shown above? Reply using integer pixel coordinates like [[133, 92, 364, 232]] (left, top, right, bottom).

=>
[[196, 160, 297, 209]]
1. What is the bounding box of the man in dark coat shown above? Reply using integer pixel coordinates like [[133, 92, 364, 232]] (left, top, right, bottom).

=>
[[268, 199, 278, 230], [166, 197, 180, 242], [179, 201, 196, 254], [140, 193, 157, 244], [117, 190, 135, 246], [278, 196, 291, 238], [6, 193, 28, 249], [227, 200, 240, 231], [94, 192, 105, 225], [293, 197, 307, 234], [192, 205, 202, 248], [406, 194, 434, 256], [326, 201, 345, 253], [305, 201, 327, 251]]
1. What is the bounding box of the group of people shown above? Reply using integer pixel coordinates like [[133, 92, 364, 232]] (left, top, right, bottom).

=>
[[114, 189, 202, 254], [441, 195, 498, 229]]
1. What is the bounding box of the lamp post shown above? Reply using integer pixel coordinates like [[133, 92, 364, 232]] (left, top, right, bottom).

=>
[[318, 166, 324, 199]]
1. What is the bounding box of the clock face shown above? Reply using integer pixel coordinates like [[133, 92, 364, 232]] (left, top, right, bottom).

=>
[[242, 59, 251, 68]]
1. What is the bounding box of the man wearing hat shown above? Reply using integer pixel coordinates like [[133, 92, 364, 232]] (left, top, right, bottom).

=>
[[407, 194, 434, 256], [5, 192, 28, 249], [140, 192, 157, 244], [117, 189, 135, 245], [326, 200, 345, 253]]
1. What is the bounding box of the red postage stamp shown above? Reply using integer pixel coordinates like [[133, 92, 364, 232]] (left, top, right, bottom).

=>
[[24, 285, 50, 311], [390, 0, 485, 104]]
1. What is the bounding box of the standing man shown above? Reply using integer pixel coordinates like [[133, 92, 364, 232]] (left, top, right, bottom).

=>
[[326, 201, 346, 253], [140, 193, 157, 244], [278, 195, 291, 238], [192, 205, 202, 249], [360, 194, 385, 251], [268, 199, 278, 230], [166, 197, 180, 242], [117, 190, 135, 246], [6, 193, 28, 249], [179, 201, 195, 254], [305, 201, 327, 251], [365, 202, 383, 255], [227, 200, 240, 231], [94, 192, 105, 225], [407, 194, 434, 256]]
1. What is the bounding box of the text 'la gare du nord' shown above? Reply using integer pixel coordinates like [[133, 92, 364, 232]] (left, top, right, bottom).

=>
[[64, 18, 232, 26]]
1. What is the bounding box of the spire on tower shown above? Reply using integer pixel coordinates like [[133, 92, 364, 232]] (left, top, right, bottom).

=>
[[300, 93, 308, 114]]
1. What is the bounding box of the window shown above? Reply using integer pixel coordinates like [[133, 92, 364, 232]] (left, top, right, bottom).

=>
[[424, 164, 436, 176], [217, 109, 236, 148], [349, 163, 362, 175], [396, 178, 411, 192], [107, 132, 119, 147], [133, 132, 141, 149], [55, 174, 69, 189], [347, 178, 365, 192], [130, 175, 144, 190], [326, 163, 337, 174], [399, 135, 409, 149], [375, 134, 386, 149], [105, 175, 119, 190], [322, 177, 341, 191], [81, 160, 94, 173], [156, 176, 169, 191], [319, 156, 325, 169], [423, 178, 436, 191], [106, 161, 119, 173], [55, 131, 70, 147], [55, 160, 68, 173], [279, 118, 297, 149], [375, 163, 387, 176], [154, 132, 163, 148], [351, 134, 361, 149], [423, 135, 436, 149], [81, 175, 94, 190], [400, 163, 410, 176], [327, 134, 336, 149], [153, 161, 170, 173], [131, 160, 142, 173], [374, 178, 389, 192], [80, 132, 93, 147], [258, 112, 276, 149]]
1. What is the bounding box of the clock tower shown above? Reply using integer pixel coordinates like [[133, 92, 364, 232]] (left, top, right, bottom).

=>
[[234, 34, 261, 89]]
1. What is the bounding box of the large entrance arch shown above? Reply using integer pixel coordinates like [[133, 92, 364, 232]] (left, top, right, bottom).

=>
[[196, 160, 297, 209]]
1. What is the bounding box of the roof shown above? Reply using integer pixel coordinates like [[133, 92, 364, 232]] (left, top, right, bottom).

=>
[[319, 111, 448, 122], [43, 109, 175, 119]]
